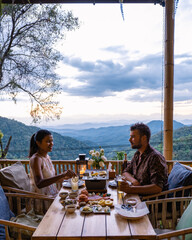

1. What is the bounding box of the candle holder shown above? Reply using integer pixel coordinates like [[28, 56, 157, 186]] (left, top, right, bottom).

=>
[[76, 154, 88, 178]]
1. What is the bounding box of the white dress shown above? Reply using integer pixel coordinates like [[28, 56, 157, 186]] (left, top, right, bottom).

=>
[[29, 153, 58, 197]]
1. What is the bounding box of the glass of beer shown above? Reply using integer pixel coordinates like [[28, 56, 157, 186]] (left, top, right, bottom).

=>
[[116, 175, 124, 204]]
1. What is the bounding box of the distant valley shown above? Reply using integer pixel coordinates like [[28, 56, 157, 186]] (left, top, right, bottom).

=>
[[46, 120, 184, 147], [1, 117, 192, 161]]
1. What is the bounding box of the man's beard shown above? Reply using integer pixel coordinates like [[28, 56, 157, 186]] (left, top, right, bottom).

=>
[[131, 144, 142, 149], [131, 137, 142, 149]]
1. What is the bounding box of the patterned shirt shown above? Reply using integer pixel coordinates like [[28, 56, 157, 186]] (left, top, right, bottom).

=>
[[123, 144, 168, 190]]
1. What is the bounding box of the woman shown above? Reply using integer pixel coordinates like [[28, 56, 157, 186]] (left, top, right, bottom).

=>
[[29, 129, 76, 197]]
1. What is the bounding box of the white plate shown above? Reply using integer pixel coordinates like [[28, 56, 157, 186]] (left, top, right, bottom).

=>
[[62, 180, 84, 188], [92, 206, 111, 214], [108, 180, 117, 187], [115, 202, 149, 220], [80, 207, 93, 214]]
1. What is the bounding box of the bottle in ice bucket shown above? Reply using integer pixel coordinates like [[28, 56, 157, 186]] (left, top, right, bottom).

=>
[[116, 175, 124, 204], [71, 176, 79, 192]]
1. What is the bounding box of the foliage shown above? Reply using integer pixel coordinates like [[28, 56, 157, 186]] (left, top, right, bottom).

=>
[[112, 151, 126, 160], [0, 129, 12, 158], [88, 147, 107, 169], [0, 4, 79, 122], [0, 116, 90, 160], [1, 116, 192, 161]]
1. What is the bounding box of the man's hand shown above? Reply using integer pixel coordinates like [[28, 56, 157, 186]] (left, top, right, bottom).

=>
[[131, 179, 140, 186], [122, 172, 140, 186], [119, 180, 132, 193]]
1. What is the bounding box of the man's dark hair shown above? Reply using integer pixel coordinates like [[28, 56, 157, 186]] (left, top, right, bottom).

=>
[[130, 123, 151, 142]]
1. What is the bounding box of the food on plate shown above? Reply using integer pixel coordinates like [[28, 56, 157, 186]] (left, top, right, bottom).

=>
[[98, 171, 107, 176], [80, 189, 89, 196], [91, 172, 99, 177], [69, 192, 78, 199], [105, 200, 113, 206], [79, 201, 87, 207], [66, 204, 76, 213], [98, 199, 105, 206], [104, 206, 110, 213], [65, 199, 76, 205], [79, 194, 88, 203], [96, 205, 102, 211], [89, 200, 98, 205], [82, 206, 92, 212]]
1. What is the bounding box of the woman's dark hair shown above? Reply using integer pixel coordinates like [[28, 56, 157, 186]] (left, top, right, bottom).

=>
[[130, 122, 151, 142], [29, 129, 52, 157]]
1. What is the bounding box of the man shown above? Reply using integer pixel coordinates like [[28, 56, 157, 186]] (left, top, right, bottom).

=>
[[120, 122, 168, 195]]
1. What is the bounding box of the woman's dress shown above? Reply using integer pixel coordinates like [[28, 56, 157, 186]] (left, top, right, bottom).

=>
[[29, 153, 58, 197]]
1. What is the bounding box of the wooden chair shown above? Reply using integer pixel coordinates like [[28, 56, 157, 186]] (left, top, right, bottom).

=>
[[146, 197, 192, 240], [142, 162, 192, 201], [0, 188, 54, 240], [142, 185, 192, 201]]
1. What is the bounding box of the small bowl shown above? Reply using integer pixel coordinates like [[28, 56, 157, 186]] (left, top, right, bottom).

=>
[[69, 192, 78, 199], [125, 198, 137, 206], [66, 204, 76, 213], [65, 199, 77, 205], [59, 199, 66, 207], [59, 191, 68, 199]]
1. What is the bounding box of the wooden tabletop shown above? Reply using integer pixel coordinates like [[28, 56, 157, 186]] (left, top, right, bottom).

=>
[[32, 182, 156, 240]]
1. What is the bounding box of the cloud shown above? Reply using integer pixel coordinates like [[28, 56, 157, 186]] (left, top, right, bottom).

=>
[[61, 49, 192, 102]]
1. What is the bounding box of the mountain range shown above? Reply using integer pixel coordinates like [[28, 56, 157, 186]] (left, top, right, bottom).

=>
[[46, 120, 184, 147], [0, 116, 192, 160], [0, 116, 89, 160]]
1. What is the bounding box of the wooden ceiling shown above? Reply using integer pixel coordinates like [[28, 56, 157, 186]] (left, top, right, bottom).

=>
[[1, 0, 165, 6]]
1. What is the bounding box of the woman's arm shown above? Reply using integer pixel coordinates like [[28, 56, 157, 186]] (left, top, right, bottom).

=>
[[30, 156, 76, 189]]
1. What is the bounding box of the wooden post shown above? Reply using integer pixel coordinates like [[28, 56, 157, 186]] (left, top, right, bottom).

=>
[[163, 0, 175, 160]]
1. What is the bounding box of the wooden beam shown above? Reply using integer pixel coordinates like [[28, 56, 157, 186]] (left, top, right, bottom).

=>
[[163, 0, 175, 160]]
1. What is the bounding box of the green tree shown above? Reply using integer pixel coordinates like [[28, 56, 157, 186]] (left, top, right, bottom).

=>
[[0, 130, 12, 158], [0, 4, 79, 122]]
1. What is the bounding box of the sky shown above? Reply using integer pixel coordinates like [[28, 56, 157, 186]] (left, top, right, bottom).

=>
[[1, 0, 192, 127]]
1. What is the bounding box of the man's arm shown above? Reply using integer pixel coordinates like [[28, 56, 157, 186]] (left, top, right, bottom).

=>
[[119, 181, 162, 195], [122, 171, 140, 186]]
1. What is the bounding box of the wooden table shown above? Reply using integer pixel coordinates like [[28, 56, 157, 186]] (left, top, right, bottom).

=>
[[32, 182, 156, 240]]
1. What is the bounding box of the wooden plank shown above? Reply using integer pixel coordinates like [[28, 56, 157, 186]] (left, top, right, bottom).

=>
[[57, 210, 84, 239], [107, 183, 131, 238], [82, 213, 106, 240], [32, 195, 65, 240], [106, 209, 131, 239], [129, 215, 156, 239], [123, 194, 156, 239]]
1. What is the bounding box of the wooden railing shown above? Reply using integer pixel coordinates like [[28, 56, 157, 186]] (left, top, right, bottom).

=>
[[1, 159, 192, 175], [0, 159, 124, 175]]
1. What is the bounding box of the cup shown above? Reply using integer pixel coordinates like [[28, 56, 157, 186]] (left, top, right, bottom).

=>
[[71, 176, 79, 192], [116, 175, 124, 204]]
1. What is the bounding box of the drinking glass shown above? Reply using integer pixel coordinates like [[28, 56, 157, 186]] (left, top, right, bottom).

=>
[[116, 175, 124, 204], [126, 198, 137, 212], [71, 176, 79, 192]]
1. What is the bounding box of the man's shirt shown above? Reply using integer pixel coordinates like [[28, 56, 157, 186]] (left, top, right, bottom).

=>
[[123, 144, 168, 190]]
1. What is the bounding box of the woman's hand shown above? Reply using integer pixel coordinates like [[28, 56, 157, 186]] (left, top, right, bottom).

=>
[[63, 170, 76, 179]]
